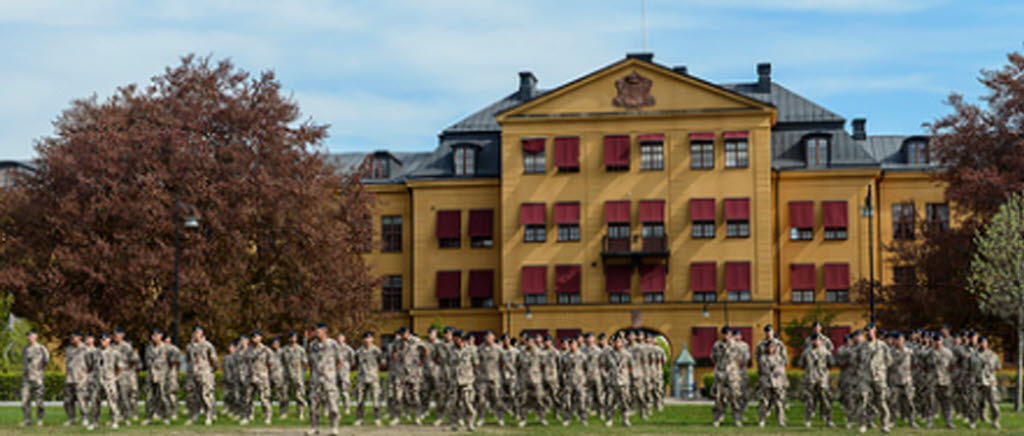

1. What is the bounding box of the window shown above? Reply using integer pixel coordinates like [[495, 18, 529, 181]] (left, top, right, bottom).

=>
[[471, 297, 494, 308], [558, 224, 580, 242], [907, 140, 928, 164], [826, 290, 849, 302], [523, 151, 545, 174], [436, 210, 461, 248], [554, 137, 580, 172], [725, 198, 750, 238], [468, 270, 494, 308], [725, 261, 751, 302], [892, 203, 915, 240], [792, 289, 815, 303], [382, 275, 402, 312], [693, 291, 716, 302], [642, 223, 664, 238], [609, 293, 631, 304], [823, 201, 848, 240], [605, 265, 631, 302], [438, 298, 460, 309], [788, 201, 813, 241], [806, 137, 829, 167], [690, 198, 715, 239], [644, 293, 664, 303], [453, 146, 476, 176], [790, 228, 813, 241], [524, 225, 546, 242], [604, 135, 630, 171], [724, 136, 748, 168], [893, 266, 914, 285], [728, 291, 751, 301], [522, 266, 547, 303], [521, 203, 546, 243], [640, 264, 665, 302], [691, 262, 717, 302], [468, 209, 493, 248], [926, 203, 949, 231], [691, 142, 714, 169], [557, 293, 581, 304], [436, 270, 460, 309], [608, 223, 629, 238], [824, 228, 847, 240], [381, 215, 402, 252], [692, 221, 715, 238], [554, 202, 580, 242], [727, 222, 749, 238], [371, 156, 390, 179], [525, 294, 547, 305], [790, 263, 815, 303], [640, 141, 664, 170]]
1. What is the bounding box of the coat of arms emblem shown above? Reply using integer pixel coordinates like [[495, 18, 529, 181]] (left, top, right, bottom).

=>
[[612, 71, 655, 110]]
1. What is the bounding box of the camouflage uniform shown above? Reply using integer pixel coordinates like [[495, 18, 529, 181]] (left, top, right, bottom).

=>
[[21, 342, 49, 425], [396, 335, 427, 422], [712, 337, 747, 426], [354, 343, 383, 423], [336, 341, 354, 413], [559, 347, 588, 423], [800, 345, 833, 425], [269, 346, 285, 417], [628, 341, 650, 419], [649, 341, 667, 411], [89, 346, 123, 426], [475, 342, 504, 424], [115, 340, 139, 421], [280, 342, 308, 417], [540, 344, 561, 418], [887, 343, 916, 426], [421, 337, 441, 415], [234, 345, 253, 419], [756, 349, 787, 426], [431, 338, 454, 424], [450, 343, 479, 431], [516, 345, 546, 425], [499, 343, 520, 419], [835, 343, 857, 424], [603, 346, 633, 426], [221, 350, 238, 417], [248, 343, 273, 422], [184, 338, 217, 423], [164, 342, 181, 419], [308, 336, 342, 433], [144, 341, 172, 421], [854, 336, 891, 431], [83, 345, 101, 423], [64, 343, 89, 425], [968, 347, 1000, 427], [924, 345, 954, 428], [384, 339, 403, 420], [582, 343, 605, 419]]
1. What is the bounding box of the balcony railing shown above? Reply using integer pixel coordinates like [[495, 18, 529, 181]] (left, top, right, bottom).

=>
[[602, 235, 669, 258]]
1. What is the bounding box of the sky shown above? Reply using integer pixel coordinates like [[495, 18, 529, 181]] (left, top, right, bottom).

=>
[[1, 0, 1022, 160]]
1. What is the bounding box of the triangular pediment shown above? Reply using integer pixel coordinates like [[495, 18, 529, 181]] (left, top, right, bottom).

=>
[[497, 58, 774, 122]]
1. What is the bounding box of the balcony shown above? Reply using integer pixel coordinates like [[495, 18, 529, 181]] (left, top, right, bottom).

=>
[[602, 235, 670, 260]]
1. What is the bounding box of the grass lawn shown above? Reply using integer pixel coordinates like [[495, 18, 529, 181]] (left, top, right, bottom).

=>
[[0, 401, 1014, 435]]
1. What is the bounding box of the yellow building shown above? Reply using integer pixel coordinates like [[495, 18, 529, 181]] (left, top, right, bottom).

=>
[[339, 54, 944, 366]]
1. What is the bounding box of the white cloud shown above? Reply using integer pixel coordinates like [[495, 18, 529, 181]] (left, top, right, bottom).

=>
[[683, 0, 944, 14]]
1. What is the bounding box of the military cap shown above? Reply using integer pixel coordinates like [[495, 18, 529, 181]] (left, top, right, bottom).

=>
[[100, 332, 111, 339], [979, 336, 988, 343], [453, 329, 464, 337], [484, 329, 494, 335], [462, 332, 473, 340], [70, 331, 83, 337], [152, 328, 164, 335], [810, 332, 821, 340], [443, 326, 454, 333], [865, 322, 877, 330], [85, 332, 95, 338], [543, 333, 553, 341], [363, 331, 374, 339], [124, 338, 132, 343], [239, 334, 248, 339], [811, 321, 822, 328], [315, 322, 328, 330], [114, 327, 125, 334], [941, 324, 951, 330], [763, 324, 774, 332], [597, 333, 607, 339], [583, 332, 594, 338], [852, 329, 864, 336], [721, 326, 731, 334], [252, 329, 262, 336], [499, 333, 509, 340], [288, 331, 298, 337], [396, 326, 408, 335], [270, 336, 280, 343], [511, 338, 518, 346]]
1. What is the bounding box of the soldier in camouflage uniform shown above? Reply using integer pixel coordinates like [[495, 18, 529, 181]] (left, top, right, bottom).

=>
[[854, 323, 891, 433], [247, 330, 274, 425], [516, 334, 546, 427], [335, 333, 355, 415], [221, 342, 238, 419], [540, 335, 561, 420], [968, 336, 1000, 429], [603, 333, 633, 428], [803, 321, 834, 353], [753, 325, 786, 424], [87, 333, 122, 430], [755, 339, 787, 428], [800, 333, 834, 427], [234, 335, 252, 423], [582, 333, 606, 420], [280, 332, 308, 419], [559, 337, 588, 426], [113, 329, 139, 423], [887, 332, 916, 428], [421, 327, 441, 416], [384, 327, 405, 425], [307, 322, 341, 436], [20, 330, 49, 427], [475, 330, 504, 426], [924, 333, 954, 429], [712, 327, 746, 427], [450, 330, 479, 431], [269, 337, 286, 419], [392, 328, 428, 425], [63, 332, 89, 427], [499, 334, 520, 421], [143, 328, 172, 425], [353, 331, 383, 426], [835, 333, 858, 427], [184, 325, 217, 426], [647, 334, 667, 412], [432, 326, 455, 427], [163, 336, 182, 420], [626, 330, 650, 419]]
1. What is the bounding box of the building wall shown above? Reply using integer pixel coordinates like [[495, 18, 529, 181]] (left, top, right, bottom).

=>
[[365, 184, 413, 333], [877, 171, 948, 285]]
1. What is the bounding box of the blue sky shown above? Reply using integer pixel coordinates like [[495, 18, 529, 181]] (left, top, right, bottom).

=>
[[1, 0, 1022, 159]]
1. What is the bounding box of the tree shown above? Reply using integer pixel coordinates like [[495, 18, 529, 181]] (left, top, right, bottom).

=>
[[969, 190, 1024, 411], [781, 304, 838, 365], [0, 55, 379, 347]]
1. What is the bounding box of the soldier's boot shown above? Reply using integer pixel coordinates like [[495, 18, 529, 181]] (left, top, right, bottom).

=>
[[758, 419, 765, 428], [142, 418, 151, 426], [204, 416, 213, 426], [994, 420, 1001, 429], [925, 419, 933, 429], [827, 420, 835, 428], [604, 419, 613, 427], [239, 417, 249, 425], [712, 418, 720, 428], [330, 425, 339, 436], [414, 416, 423, 426], [804, 420, 811, 428], [540, 417, 548, 426], [111, 421, 120, 430], [304, 429, 318, 435], [374, 419, 382, 427], [497, 417, 504, 427], [353, 419, 363, 426], [562, 419, 570, 427], [264, 416, 271, 425], [299, 409, 306, 421], [858, 424, 866, 433], [969, 421, 977, 430], [623, 416, 632, 427], [388, 417, 399, 426]]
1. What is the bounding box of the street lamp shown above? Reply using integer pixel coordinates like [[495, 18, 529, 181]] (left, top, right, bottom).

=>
[[173, 198, 199, 345], [861, 185, 875, 323], [504, 301, 532, 335], [701, 300, 729, 326]]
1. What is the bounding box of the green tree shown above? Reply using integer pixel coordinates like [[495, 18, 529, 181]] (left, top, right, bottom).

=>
[[969, 190, 1024, 411], [781, 305, 838, 365]]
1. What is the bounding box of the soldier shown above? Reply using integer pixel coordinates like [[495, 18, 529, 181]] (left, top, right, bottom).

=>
[[475, 330, 504, 426], [647, 334, 667, 412], [924, 333, 954, 429], [969, 336, 1000, 429], [87, 333, 122, 430], [836, 333, 858, 427], [385, 327, 405, 425], [234, 334, 252, 423], [221, 341, 239, 420], [450, 330, 479, 431], [353, 331, 383, 427], [516, 334, 546, 427], [63, 331, 89, 427], [626, 330, 650, 419], [112, 328, 139, 423], [710, 326, 731, 427], [336, 333, 355, 415], [559, 337, 588, 426], [420, 327, 440, 416], [247, 330, 274, 425], [603, 333, 633, 428], [143, 328, 172, 425], [392, 327, 428, 425], [540, 334, 561, 420], [499, 334, 520, 421], [163, 336, 182, 420], [184, 325, 217, 426], [20, 330, 49, 427], [756, 339, 787, 428], [800, 333, 834, 427], [803, 321, 834, 353], [755, 324, 788, 366], [307, 322, 341, 436], [855, 323, 891, 433], [432, 326, 455, 427], [269, 337, 285, 419], [582, 333, 606, 420], [887, 332, 916, 428], [81, 334, 100, 427], [280, 331, 308, 419]]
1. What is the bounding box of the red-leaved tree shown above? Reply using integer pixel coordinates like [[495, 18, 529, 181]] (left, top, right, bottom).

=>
[[0, 55, 379, 346]]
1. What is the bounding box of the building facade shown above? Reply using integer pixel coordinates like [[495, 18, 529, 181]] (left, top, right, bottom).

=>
[[340, 54, 945, 364]]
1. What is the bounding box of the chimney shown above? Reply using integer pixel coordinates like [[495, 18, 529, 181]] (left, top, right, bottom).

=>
[[672, 65, 688, 75], [757, 62, 771, 92], [626, 52, 654, 63], [852, 118, 867, 140], [518, 71, 537, 100]]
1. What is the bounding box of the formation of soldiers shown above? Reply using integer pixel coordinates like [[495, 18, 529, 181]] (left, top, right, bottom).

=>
[[715, 322, 1003, 433]]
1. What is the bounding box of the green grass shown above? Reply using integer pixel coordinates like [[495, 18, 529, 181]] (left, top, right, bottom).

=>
[[0, 401, 1015, 435]]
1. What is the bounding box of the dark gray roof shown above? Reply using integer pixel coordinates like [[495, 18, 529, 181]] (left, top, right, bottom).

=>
[[0, 160, 35, 171], [858, 135, 936, 170], [770, 127, 877, 170], [721, 82, 844, 124], [442, 88, 547, 134], [326, 151, 434, 183]]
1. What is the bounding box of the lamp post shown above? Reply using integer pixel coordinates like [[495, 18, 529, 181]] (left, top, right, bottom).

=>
[[861, 185, 875, 323], [504, 301, 532, 335], [173, 198, 200, 345], [701, 300, 729, 326]]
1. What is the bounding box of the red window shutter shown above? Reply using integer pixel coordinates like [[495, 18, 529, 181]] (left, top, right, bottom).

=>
[[604, 265, 632, 294], [554, 137, 580, 169], [639, 200, 665, 223], [824, 263, 850, 290], [725, 261, 751, 291], [605, 200, 630, 223], [554, 202, 580, 224], [556, 329, 582, 348], [734, 327, 753, 353], [436, 210, 461, 238], [640, 264, 666, 293], [603, 135, 630, 167], [521, 266, 547, 295], [690, 198, 715, 221], [829, 326, 851, 352], [467, 209, 493, 237], [554, 265, 581, 294], [435, 271, 460, 299], [689, 132, 715, 141], [789, 201, 814, 228], [690, 262, 717, 292], [691, 327, 717, 358], [467, 269, 494, 298], [638, 133, 664, 142], [521, 137, 545, 153], [790, 264, 816, 290], [723, 130, 749, 139], [823, 201, 848, 228], [520, 203, 546, 225], [724, 198, 750, 220]]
